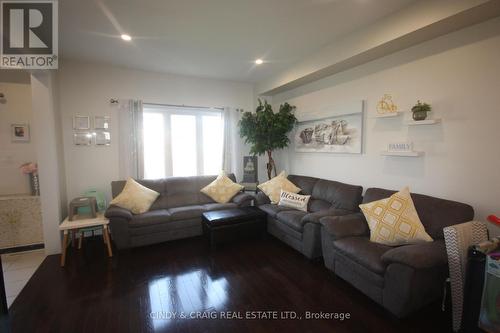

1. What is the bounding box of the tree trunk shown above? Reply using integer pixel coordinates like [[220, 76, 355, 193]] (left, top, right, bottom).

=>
[[266, 150, 277, 179]]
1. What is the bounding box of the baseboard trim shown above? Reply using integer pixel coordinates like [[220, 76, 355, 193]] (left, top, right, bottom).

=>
[[0, 243, 44, 254]]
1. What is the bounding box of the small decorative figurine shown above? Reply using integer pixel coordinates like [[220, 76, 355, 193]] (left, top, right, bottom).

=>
[[376, 94, 398, 115]]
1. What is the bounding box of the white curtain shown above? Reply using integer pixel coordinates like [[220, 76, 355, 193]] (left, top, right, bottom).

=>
[[222, 107, 240, 176], [118, 99, 144, 179]]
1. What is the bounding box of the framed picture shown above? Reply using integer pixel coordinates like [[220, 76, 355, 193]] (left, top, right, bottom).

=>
[[73, 132, 92, 146], [73, 115, 90, 130], [11, 124, 30, 142], [242, 156, 258, 183], [294, 101, 364, 154], [95, 131, 111, 146], [94, 116, 110, 130]]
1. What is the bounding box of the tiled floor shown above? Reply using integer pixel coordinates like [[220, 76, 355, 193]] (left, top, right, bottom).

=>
[[2, 249, 46, 308]]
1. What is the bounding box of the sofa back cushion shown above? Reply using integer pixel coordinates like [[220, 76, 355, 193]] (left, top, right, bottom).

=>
[[111, 174, 238, 210], [363, 188, 474, 239], [287, 175, 363, 213]]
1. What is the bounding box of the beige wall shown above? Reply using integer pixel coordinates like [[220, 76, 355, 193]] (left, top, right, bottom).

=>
[[272, 18, 500, 235], [58, 60, 255, 203], [0, 81, 35, 195]]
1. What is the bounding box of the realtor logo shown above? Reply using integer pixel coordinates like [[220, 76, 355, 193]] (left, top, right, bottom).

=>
[[1, 0, 58, 69]]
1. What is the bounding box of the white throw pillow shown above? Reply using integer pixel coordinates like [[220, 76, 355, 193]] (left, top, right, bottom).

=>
[[257, 171, 301, 204], [200, 172, 244, 204], [278, 190, 310, 212], [110, 178, 160, 214]]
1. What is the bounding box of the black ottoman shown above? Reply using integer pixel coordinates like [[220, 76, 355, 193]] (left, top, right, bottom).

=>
[[202, 207, 267, 249]]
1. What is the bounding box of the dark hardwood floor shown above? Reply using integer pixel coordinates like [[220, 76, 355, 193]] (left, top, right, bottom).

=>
[[7, 235, 452, 333]]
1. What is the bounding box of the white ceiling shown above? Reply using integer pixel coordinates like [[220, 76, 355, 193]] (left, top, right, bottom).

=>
[[60, 0, 417, 83]]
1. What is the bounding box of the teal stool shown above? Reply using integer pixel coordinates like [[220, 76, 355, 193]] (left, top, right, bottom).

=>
[[75, 190, 108, 248]]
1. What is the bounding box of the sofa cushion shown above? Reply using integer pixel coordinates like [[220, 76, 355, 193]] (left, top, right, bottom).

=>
[[112, 179, 167, 210], [333, 237, 392, 275], [200, 172, 244, 204], [360, 187, 433, 246], [259, 204, 294, 218], [168, 205, 205, 221], [110, 178, 160, 214], [363, 188, 474, 239], [287, 175, 317, 195], [276, 210, 308, 232], [258, 171, 301, 204], [203, 203, 237, 211], [308, 199, 331, 213], [278, 190, 310, 212], [129, 209, 171, 228], [312, 179, 362, 212]]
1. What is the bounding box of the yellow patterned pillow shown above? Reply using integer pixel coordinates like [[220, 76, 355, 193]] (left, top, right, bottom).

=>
[[110, 178, 160, 214], [200, 172, 244, 204], [257, 171, 301, 204], [359, 187, 433, 246]]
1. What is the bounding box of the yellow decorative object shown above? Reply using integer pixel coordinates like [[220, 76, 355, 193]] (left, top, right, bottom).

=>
[[376, 94, 398, 114], [359, 187, 433, 246], [110, 178, 160, 214], [257, 171, 301, 204], [200, 172, 244, 204]]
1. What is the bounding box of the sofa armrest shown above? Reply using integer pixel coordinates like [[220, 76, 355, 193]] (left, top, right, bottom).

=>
[[254, 191, 270, 206], [105, 205, 133, 220], [320, 213, 369, 240], [302, 208, 352, 224], [231, 192, 253, 206], [381, 240, 447, 269]]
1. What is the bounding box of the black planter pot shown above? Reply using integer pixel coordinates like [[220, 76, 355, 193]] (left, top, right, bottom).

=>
[[412, 110, 428, 121]]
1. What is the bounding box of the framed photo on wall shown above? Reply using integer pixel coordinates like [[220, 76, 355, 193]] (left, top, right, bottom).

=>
[[73, 115, 90, 130], [95, 131, 111, 146], [294, 101, 364, 154], [73, 132, 92, 146], [11, 124, 30, 142], [94, 116, 110, 130]]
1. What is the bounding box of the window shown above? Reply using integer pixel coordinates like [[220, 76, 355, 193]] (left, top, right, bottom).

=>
[[143, 105, 224, 179]]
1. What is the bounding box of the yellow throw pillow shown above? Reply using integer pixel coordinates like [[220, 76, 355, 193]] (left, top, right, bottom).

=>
[[359, 187, 433, 246], [200, 172, 244, 204], [110, 178, 160, 214], [257, 171, 301, 204]]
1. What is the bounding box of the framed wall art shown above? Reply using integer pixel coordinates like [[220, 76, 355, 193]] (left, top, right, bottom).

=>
[[73, 132, 92, 146], [94, 116, 110, 130], [11, 124, 30, 142], [95, 131, 111, 146], [294, 101, 364, 154], [73, 115, 90, 130]]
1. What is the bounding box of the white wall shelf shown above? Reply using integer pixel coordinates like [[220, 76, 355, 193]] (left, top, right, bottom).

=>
[[407, 118, 441, 125], [375, 112, 402, 118], [381, 151, 423, 157]]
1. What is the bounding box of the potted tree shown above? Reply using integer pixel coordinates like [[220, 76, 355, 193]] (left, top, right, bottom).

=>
[[239, 99, 297, 179], [411, 100, 432, 121]]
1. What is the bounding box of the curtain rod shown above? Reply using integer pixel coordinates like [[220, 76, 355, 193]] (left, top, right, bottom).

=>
[[109, 99, 224, 111], [146, 102, 224, 110]]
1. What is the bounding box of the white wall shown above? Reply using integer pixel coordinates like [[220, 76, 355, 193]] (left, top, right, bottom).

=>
[[0, 81, 35, 195], [58, 60, 255, 203], [272, 18, 500, 234], [31, 71, 66, 255]]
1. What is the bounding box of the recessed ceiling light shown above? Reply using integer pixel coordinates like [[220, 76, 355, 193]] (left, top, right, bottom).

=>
[[255, 59, 263, 65], [121, 34, 132, 41]]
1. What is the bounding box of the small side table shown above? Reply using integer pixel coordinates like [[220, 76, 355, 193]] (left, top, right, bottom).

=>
[[59, 213, 112, 267]]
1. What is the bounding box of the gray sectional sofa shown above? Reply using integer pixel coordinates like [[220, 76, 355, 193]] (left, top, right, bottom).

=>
[[320, 187, 474, 317], [255, 175, 363, 259], [105, 174, 253, 249], [106, 172, 476, 318]]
